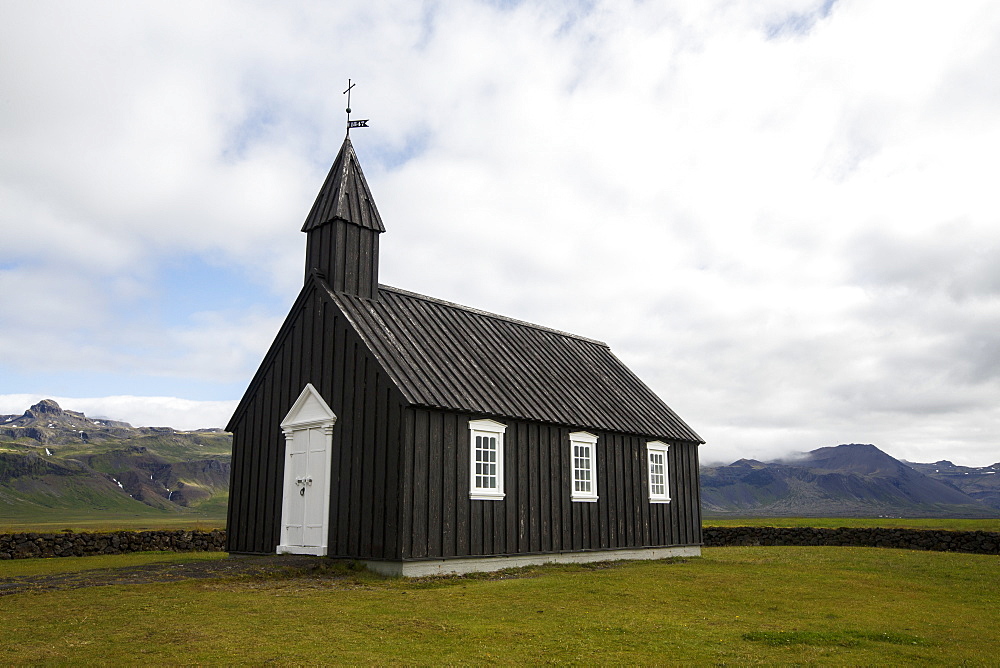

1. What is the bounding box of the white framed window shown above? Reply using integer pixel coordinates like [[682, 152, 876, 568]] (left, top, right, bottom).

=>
[[569, 431, 599, 502], [646, 441, 671, 503], [469, 419, 506, 500]]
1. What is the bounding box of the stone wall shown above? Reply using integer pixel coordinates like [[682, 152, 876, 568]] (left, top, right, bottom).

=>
[[2, 526, 998, 560], [703, 526, 1000, 554], [0, 529, 226, 559]]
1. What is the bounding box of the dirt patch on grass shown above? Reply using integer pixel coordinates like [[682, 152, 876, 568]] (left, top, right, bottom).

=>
[[0, 555, 644, 597], [0, 554, 346, 596]]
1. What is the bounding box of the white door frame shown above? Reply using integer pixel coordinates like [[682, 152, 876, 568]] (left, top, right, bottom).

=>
[[276, 383, 336, 556]]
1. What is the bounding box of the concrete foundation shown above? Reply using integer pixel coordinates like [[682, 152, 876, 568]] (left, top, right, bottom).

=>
[[363, 545, 701, 577]]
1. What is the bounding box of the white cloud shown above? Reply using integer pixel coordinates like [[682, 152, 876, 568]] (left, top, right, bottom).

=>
[[1, 0, 998, 466]]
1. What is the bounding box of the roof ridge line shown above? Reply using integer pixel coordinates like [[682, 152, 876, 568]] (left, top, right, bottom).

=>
[[376, 284, 609, 348]]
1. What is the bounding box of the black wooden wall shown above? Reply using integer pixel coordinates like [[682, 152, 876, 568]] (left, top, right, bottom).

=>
[[397, 407, 702, 561], [304, 220, 379, 299], [226, 280, 405, 557]]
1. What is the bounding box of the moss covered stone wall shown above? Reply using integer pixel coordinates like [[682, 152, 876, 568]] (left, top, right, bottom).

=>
[[703, 526, 999, 554], [0, 530, 226, 559]]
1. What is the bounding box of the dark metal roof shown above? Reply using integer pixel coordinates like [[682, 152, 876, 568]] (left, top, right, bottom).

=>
[[320, 281, 703, 442], [301, 136, 385, 233]]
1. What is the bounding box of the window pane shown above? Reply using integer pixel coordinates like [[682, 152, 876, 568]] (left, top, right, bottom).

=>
[[471, 425, 505, 496], [571, 438, 596, 497], [649, 449, 668, 498]]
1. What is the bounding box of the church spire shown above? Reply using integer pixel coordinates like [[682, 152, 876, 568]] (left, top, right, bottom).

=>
[[302, 135, 384, 298], [302, 136, 384, 233]]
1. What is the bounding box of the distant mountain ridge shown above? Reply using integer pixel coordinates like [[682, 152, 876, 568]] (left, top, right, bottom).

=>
[[1, 398, 221, 443], [702, 443, 1000, 518], [0, 400, 231, 526], [904, 459, 1000, 511]]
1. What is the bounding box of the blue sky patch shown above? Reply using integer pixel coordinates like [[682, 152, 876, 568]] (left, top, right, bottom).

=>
[[765, 0, 838, 39], [151, 254, 278, 324], [222, 100, 280, 162], [372, 129, 432, 171]]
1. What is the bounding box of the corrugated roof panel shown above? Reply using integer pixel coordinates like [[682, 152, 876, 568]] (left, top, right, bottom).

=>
[[396, 295, 499, 414], [383, 289, 518, 415], [461, 309, 547, 419], [324, 283, 702, 442]]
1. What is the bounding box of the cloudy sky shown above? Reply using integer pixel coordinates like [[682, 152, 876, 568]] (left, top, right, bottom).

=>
[[2, 0, 998, 466]]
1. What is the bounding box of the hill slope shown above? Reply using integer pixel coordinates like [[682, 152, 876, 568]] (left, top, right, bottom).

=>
[[701, 444, 1000, 518], [0, 400, 231, 528], [905, 459, 1000, 510]]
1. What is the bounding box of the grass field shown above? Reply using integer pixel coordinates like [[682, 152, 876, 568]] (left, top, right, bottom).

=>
[[0, 503, 227, 533], [703, 516, 1000, 531], [0, 512, 226, 533], [1, 546, 997, 664], [0, 550, 229, 578]]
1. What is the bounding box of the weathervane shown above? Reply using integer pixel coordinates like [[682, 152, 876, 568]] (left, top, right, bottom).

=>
[[344, 79, 369, 134]]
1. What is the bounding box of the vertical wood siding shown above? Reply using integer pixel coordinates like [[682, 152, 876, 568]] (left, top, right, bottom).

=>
[[304, 220, 380, 299], [399, 407, 702, 560], [226, 284, 405, 557]]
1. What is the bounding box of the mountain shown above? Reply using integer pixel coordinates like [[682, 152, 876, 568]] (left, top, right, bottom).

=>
[[904, 459, 1000, 511], [0, 400, 231, 527], [701, 443, 1000, 518]]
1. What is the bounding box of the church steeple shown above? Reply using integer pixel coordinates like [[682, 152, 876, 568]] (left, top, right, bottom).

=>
[[302, 135, 384, 298]]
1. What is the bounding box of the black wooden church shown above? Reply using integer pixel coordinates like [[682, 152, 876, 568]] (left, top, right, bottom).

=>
[[226, 133, 704, 575]]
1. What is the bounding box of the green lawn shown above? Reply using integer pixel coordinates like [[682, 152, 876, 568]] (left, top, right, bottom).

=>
[[0, 507, 227, 533], [703, 516, 1000, 531], [1, 546, 997, 664], [0, 550, 229, 578]]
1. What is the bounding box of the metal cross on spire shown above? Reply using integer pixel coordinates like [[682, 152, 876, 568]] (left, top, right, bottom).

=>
[[344, 78, 369, 135]]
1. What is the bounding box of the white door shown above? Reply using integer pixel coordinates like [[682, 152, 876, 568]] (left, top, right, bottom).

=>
[[281, 426, 329, 550], [277, 383, 335, 556]]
